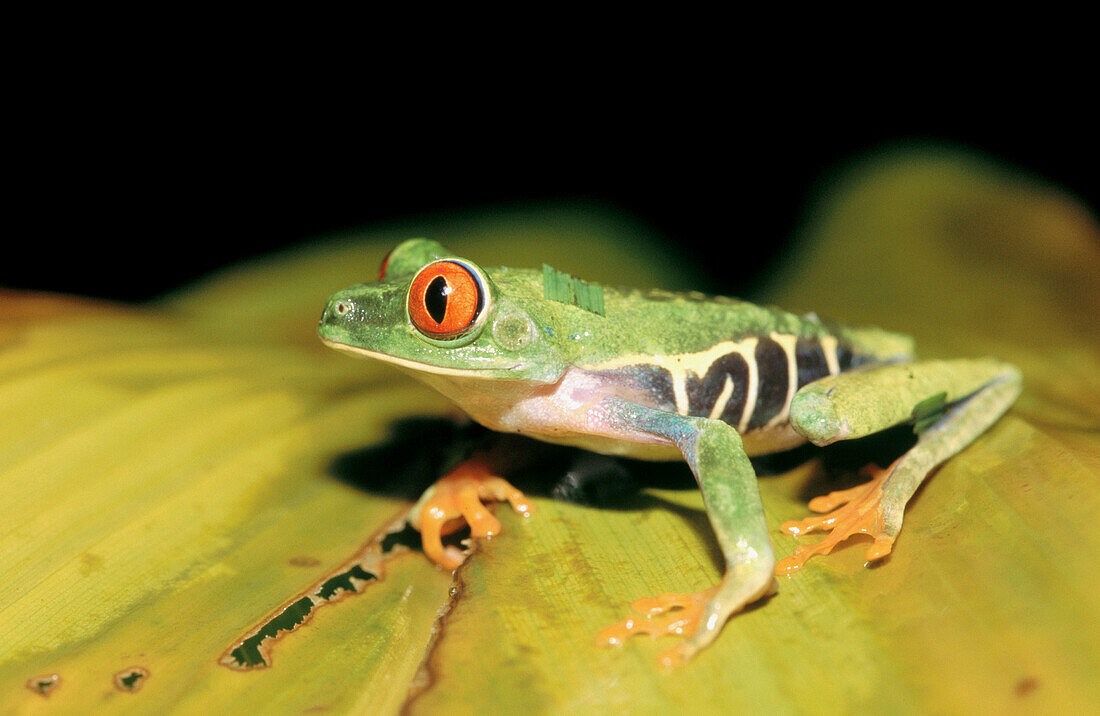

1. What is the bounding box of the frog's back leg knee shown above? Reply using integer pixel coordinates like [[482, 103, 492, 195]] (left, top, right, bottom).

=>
[[789, 358, 1020, 446], [779, 359, 1021, 575]]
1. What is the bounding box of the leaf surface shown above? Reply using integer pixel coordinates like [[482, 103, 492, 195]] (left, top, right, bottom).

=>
[[2, 155, 1098, 714]]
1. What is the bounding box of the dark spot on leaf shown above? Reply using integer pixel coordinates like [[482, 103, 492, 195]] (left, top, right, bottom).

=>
[[380, 521, 423, 553], [113, 666, 149, 693], [1014, 676, 1039, 697], [26, 674, 60, 697], [227, 597, 315, 668], [317, 565, 377, 600], [79, 552, 104, 575], [225, 559, 390, 669]]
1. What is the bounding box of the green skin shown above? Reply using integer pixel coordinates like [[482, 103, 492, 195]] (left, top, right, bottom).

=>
[[318, 239, 1021, 664]]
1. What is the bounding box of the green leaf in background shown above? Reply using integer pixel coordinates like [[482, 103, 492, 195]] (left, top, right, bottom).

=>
[[1, 152, 1098, 714]]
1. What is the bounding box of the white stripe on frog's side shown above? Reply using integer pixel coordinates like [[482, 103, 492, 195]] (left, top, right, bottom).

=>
[[821, 335, 841, 376], [581, 336, 763, 431], [763, 332, 799, 429], [707, 376, 735, 421], [737, 341, 760, 433]]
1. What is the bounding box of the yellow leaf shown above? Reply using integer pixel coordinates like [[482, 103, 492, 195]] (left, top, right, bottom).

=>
[[2, 154, 1098, 714]]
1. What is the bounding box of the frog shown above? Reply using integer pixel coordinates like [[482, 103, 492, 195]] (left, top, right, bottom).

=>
[[317, 238, 1021, 667]]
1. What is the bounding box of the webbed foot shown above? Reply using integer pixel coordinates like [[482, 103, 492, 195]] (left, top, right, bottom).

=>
[[597, 587, 719, 667], [775, 460, 899, 576], [597, 575, 776, 667], [410, 454, 533, 570]]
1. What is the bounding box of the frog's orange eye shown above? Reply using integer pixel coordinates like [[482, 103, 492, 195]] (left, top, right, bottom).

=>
[[408, 261, 484, 339]]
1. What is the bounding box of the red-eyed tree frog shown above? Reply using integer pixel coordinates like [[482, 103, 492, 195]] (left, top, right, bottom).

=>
[[318, 239, 1021, 666]]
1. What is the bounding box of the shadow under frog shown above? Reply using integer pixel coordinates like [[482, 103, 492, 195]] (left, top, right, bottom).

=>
[[220, 416, 916, 670]]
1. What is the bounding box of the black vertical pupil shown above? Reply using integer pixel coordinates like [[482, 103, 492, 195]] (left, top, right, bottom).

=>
[[425, 276, 449, 323]]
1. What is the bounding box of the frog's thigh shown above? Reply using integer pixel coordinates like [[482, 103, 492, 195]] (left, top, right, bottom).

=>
[[779, 359, 1021, 573], [788, 358, 1020, 446], [597, 398, 775, 666]]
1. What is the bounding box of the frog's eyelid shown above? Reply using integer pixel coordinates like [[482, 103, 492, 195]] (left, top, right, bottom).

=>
[[378, 250, 393, 280]]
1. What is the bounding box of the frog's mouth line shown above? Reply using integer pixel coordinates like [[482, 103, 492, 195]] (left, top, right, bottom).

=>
[[320, 338, 519, 377]]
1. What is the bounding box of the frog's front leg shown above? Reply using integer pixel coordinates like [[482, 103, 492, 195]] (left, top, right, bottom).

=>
[[594, 397, 777, 667], [779, 358, 1022, 574], [409, 447, 534, 570]]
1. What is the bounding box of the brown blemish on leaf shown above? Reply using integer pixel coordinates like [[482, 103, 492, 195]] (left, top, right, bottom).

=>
[[26, 673, 60, 697], [114, 666, 149, 693], [289, 556, 322, 567], [402, 543, 471, 711], [79, 552, 105, 575], [1014, 676, 1040, 697]]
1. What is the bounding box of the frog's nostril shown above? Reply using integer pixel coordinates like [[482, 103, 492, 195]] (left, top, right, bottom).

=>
[[333, 300, 352, 317]]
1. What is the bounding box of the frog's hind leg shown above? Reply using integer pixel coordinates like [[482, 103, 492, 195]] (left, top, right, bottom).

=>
[[778, 358, 1021, 575], [594, 398, 777, 666]]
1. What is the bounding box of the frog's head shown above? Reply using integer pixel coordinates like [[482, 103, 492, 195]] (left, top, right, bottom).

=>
[[318, 239, 568, 384]]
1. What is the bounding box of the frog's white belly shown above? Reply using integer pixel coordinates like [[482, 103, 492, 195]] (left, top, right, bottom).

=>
[[408, 366, 806, 460]]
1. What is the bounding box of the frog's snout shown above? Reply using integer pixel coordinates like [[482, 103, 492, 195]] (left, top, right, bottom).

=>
[[318, 284, 401, 346], [319, 296, 352, 325], [317, 294, 357, 343]]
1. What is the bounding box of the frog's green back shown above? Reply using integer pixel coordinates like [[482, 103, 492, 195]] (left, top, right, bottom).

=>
[[484, 264, 914, 367]]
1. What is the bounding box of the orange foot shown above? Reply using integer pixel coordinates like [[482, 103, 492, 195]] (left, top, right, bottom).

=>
[[412, 454, 533, 570], [775, 460, 900, 576], [596, 586, 718, 667]]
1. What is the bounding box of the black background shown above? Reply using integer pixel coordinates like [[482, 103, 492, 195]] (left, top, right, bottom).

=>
[[7, 51, 1098, 303]]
